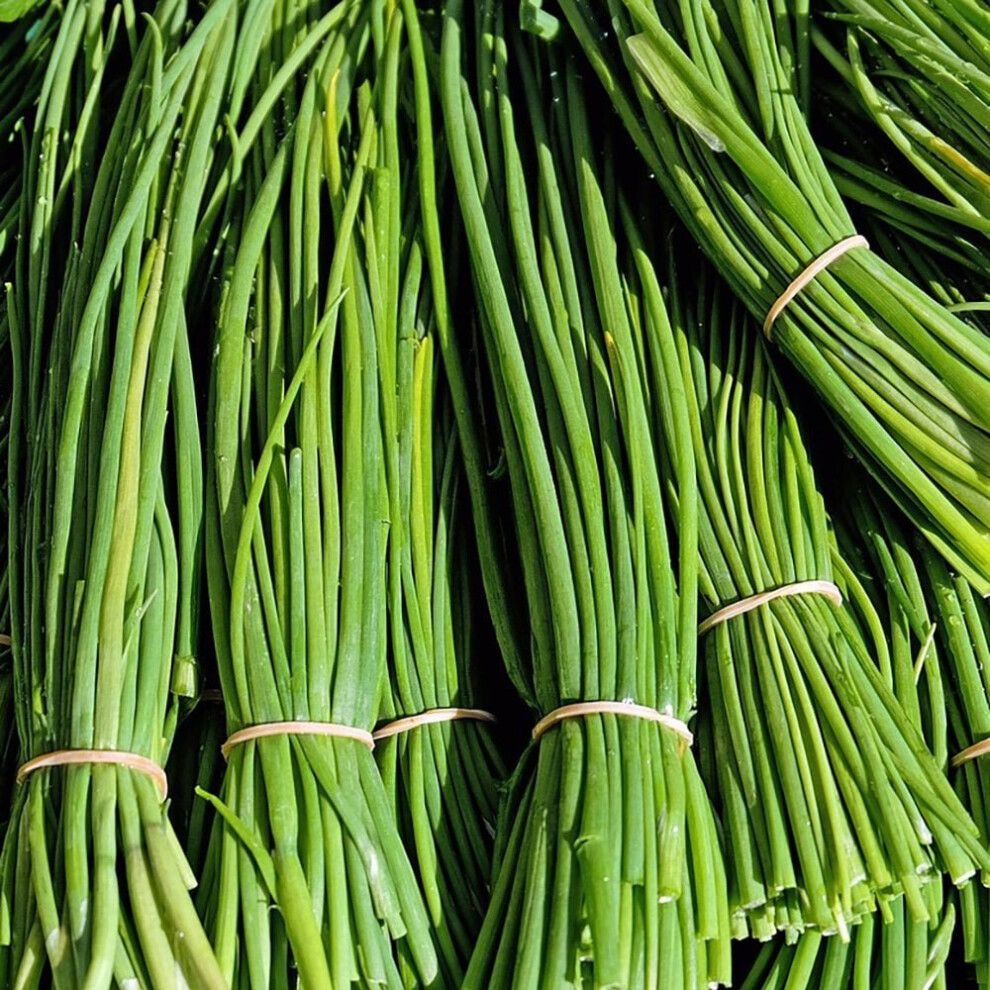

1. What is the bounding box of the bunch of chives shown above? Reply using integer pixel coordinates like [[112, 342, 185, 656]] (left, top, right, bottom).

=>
[[441, 5, 731, 985], [812, 1, 990, 251], [200, 1, 439, 983], [818, 468, 990, 982], [555, 0, 990, 593], [1, 0, 232, 984], [374, 325, 505, 985], [809, 480, 958, 988], [652, 243, 987, 939], [727, 428, 966, 988], [371, 16, 506, 973], [804, 25, 990, 286]]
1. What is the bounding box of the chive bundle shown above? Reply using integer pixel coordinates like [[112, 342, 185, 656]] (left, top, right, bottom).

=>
[[371, 152, 506, 986], [652, 245, 989, 939], [812, 0, 990, 263], [1, 0, 232, 984], [910, 527, 990, 981], [373, 326, 506, 984], [441, 5, 731, 985], [556, 0, 990, 594], [860, 498, 990, 984], [199, 2, 441, 984]]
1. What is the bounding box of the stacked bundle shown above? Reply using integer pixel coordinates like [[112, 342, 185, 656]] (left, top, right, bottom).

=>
[[558, 0, 990, 593], [654, 255, 985, 940], [373, 6, 505, 977], [1, 1, 230, 984], [442, 6, 729, 984], [198, 0, 509, 983], [812, 0, 990, 272]]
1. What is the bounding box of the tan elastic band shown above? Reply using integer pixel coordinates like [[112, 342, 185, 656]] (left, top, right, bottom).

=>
[[17, 750, 168, 799], [0, 634, 10, 647], [373, 708, 496, 742], [221, 720, 375, 760], [764, 235, 869, 338], [201, 689, 224, 703], [699, 580, 843, 636], [951, 738, 990, 769], [531, 701, 693, 745]]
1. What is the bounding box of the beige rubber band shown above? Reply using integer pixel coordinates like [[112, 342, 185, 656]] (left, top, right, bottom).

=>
[[17, 750, 168, 799], [952, 738, 990, 768], [699, 580, 843, 636], [531, 701, 693, 746], [201, 689, 224, 703], [0, 634, 10, 647], [764, 235, 869, 338], [373, 708, 496, 742], [221, 720, 374, 759]]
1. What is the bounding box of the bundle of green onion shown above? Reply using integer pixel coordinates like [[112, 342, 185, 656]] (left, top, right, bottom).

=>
[[812, 0, 990, 262], [371, 22, 506, 973], [556, 0, 990, 593], [725, 432, 967, 988], [200, 1, 439, 984], [651, 243, 988, 939], [905, 519, 990, 981], [811, 468, 990, 986], [1, 0, 231, 983], [441, 5, 731, 985], [373, 331, 506, 984]]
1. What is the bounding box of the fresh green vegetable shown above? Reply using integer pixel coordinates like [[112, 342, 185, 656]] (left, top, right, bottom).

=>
[[652, 238, 988, 939], [556, 0, 990, 593], [374, 349, 506, 984], [200, 2, 440, 984], [372, 204, 506, 985], [0, 0, 45, 26], [1, 0, 230, 984], [811, 0, 990, 266], [442, 5, 731, 984]]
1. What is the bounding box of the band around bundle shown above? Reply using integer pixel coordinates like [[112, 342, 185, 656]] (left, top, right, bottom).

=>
[[698, 579, 843, 636], [763, 235, 869, 338], [951, 738, 990, 768], [373, 707, 497, 742], [17, 749, 169, 799], [531, 701, 694, 745], [221, 720, 376, 759]]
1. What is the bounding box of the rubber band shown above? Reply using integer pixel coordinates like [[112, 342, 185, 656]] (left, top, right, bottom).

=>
[[201, 689, 224, 703], [952, 738, 990, 769], [17, 750, 168, 799], [0, 634, 10, 647], [698, 580, 843, 636], [531, 701, 693, 746], [764, 235, 869, 338], [221, 720, 375, 760], [373, 708, 496, 742]]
